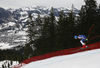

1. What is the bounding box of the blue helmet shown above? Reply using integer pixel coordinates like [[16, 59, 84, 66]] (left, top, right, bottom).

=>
[[74, 35, 77, 39]]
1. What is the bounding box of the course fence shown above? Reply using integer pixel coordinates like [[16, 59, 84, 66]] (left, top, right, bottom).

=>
[[12, 42, 100, 68]]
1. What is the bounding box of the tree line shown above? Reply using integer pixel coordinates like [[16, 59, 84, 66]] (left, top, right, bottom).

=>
[[24, 0, 100, 60]]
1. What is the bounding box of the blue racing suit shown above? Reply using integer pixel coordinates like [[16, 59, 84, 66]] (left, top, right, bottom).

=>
[[78, 35, 88, 45]]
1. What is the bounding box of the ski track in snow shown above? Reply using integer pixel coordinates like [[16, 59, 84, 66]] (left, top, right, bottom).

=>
[[21, 49, 100, 68]]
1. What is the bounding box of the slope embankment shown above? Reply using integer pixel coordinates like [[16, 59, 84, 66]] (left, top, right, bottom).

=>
[[12, 42, 100, 68]]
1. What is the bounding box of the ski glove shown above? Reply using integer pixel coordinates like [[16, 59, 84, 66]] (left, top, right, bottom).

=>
[[86, 39, 88, 41]]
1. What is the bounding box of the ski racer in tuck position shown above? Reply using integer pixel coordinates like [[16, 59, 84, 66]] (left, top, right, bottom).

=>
[[74, 35, 88, 48]]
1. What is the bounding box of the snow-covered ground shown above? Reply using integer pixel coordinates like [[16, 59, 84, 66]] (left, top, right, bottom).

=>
[[21, 49, 100, 68], [0, 22, 27, 49], [0, 60, 19, 68]]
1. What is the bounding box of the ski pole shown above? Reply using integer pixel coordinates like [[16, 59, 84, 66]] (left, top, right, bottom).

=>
[[86, 35, 99, 43], [88, 35, 100, 42], [87, 24, 94, 39]]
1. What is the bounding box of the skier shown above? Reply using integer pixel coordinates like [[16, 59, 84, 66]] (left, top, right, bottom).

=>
[[74, 35, 88, 48]]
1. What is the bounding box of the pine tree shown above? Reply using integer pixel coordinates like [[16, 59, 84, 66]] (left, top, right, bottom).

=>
[[41, 17, 49, 38], [67, 12, 76, 46], [48, 7, 56, 52], [8, 62, 10, 68], [2, 64, 5, 68], [24, 44, 33, 59], [78, 0, 100, 44], [55, 11, 69, 50], [36, 14, 42, 26], [77, 0, 100, 43], [26, 13, 35, 44], [36, 17, 50, 54], [10, 60, 13, 65], [24, 13, 36, 59], [33, 7, 56, 56]]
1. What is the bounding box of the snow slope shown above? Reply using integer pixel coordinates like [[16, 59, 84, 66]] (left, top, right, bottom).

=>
[[21, 49, 100, 68]]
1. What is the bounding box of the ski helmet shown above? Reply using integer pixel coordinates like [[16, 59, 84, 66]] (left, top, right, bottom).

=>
[[74, 35, 77, 39]]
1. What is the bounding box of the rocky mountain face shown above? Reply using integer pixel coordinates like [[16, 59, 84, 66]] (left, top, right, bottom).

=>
[[0, 6, 80, 49], [0, 7, 12, 23]]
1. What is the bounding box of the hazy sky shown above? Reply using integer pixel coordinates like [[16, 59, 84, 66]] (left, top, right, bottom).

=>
[[0, 0, 100, 9]]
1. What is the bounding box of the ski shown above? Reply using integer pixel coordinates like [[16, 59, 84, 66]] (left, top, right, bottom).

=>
[[81, 46, 89, 50], [81, 45, 96, 50], [71, 45, 96, 53]]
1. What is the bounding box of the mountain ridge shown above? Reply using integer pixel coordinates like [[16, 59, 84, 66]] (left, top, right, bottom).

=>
[[0, 6, 80, 49]]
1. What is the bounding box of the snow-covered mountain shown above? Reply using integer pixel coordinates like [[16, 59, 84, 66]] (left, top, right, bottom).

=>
[[0, 6, 80, 49], [0, 22, 27, 49]]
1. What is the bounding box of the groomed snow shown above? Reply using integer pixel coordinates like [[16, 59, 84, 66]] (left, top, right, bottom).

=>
[[21, 49, 100, 68]]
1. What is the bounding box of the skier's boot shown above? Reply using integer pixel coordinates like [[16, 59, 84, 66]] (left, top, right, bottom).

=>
[[81, 45, 87, 48]]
